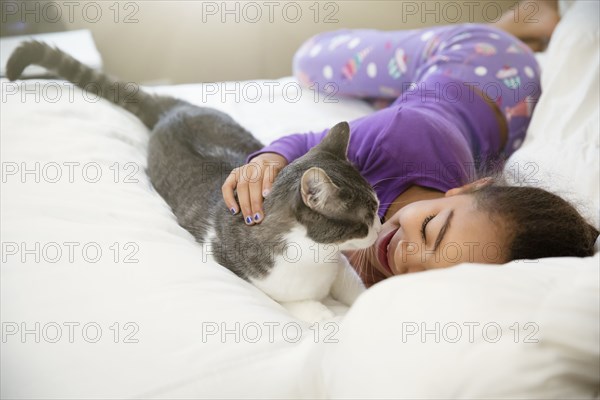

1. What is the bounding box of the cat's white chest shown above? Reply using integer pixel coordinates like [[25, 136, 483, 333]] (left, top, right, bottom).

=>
[[249, 225, 341, 302]]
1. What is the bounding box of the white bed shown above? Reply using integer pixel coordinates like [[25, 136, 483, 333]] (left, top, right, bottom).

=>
[[1, 1, 598, 398]]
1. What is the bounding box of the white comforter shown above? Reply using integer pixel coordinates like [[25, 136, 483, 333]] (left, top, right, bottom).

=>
[[1, 2, 598, 398]]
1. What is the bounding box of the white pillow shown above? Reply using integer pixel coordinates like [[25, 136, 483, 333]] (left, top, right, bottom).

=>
[[322, 256, 600, 399], [505, 0, 600, 228]]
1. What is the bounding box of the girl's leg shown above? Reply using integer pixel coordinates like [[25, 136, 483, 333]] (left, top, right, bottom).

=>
[[414, 24, 542, 155], [292, 27, 452, 99], [294, 24, 541, 155]]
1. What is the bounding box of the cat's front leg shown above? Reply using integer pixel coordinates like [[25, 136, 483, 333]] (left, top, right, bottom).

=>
[[330, 255, 366, 307]]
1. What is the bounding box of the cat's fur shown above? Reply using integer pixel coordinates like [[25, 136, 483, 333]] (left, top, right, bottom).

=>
[[6, 41, 381, 320]]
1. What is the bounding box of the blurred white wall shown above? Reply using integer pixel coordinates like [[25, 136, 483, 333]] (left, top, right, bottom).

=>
[[2, 0, 516, 84]]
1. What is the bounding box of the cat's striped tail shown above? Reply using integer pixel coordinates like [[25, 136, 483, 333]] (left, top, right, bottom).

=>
[[6, 40, 180, 129]]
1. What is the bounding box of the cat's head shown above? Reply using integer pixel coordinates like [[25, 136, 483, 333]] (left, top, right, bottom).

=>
[[272, 122, 381, 250]]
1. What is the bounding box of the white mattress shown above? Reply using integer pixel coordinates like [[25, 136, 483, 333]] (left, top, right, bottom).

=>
[[2, 2, 599, 398]]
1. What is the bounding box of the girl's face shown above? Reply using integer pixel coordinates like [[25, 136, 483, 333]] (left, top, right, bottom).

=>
[[350, 193, 508, 286]]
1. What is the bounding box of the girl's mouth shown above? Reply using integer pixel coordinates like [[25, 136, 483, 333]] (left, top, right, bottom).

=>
[[376, 228, 398, 276]]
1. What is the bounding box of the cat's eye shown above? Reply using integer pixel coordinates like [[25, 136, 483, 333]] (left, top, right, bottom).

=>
[[421, 214, 436, 242]]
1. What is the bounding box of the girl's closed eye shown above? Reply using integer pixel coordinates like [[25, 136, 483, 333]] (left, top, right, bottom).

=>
[[421, 214, 436, 242]]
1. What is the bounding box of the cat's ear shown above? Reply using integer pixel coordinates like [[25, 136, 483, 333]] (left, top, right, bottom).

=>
[[301, 167, 339, 210], [315, 121, 350, 159]]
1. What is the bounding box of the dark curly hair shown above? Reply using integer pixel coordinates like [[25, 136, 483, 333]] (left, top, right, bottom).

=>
[[474, 185, 599, 260]]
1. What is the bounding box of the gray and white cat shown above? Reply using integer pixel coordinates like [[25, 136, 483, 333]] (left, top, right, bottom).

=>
[[7, 41, 381, 320]]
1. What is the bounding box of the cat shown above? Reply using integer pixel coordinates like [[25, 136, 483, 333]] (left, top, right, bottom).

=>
[[6, 41, 382, 321]]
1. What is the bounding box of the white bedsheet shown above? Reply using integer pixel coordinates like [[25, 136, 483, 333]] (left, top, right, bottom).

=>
[[2, 1, 599, 398], [0, 76, 373, 398]]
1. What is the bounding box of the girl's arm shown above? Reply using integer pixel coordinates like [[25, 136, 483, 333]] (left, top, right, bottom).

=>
[[245, 129, 329, 165], [224, 103, 471, 225]]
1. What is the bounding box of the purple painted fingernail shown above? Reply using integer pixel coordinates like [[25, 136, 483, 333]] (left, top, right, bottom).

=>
[[245, 216, 253, 224], [230, 208, 236, 215], [254, 213, 261, 221]]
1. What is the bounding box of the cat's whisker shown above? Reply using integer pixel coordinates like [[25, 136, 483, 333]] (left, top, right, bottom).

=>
[[358, 249, 368, 280], [350, 248, 367, 283], [351, 246, 376, 287]]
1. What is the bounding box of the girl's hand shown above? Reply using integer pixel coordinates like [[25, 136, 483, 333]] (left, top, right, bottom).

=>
[[222, 152, 288, 225]]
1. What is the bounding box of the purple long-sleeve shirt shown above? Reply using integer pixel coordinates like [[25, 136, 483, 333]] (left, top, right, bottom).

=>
[[247, 76, 503, 218]]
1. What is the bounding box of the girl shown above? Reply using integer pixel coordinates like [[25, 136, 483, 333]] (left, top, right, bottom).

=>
[[222, 13, 598, 286]]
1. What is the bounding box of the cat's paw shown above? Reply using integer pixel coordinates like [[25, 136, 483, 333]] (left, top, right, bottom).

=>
[[281, 300, 335, 323]]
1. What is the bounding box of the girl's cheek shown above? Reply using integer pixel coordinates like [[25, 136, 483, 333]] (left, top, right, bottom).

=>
[[394, 240, 419, 274]]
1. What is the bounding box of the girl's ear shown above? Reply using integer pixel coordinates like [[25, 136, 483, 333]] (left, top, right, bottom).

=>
[[445, 177, 494, 197]]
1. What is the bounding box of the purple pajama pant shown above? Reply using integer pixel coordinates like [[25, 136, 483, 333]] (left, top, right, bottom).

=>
[[293, 24, 541, 154]]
